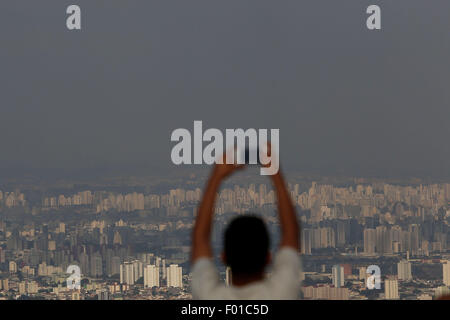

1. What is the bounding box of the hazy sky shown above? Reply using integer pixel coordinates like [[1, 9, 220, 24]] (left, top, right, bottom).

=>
[[1, 1, 449, 178]]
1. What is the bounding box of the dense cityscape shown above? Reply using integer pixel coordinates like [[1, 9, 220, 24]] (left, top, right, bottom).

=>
[[0, 172, 449, 300]]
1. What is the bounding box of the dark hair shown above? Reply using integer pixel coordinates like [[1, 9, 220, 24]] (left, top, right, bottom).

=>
[[224, 215, 270, 276]]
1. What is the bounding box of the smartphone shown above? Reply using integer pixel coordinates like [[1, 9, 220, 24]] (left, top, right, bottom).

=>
[[236, 147, 260, 165]]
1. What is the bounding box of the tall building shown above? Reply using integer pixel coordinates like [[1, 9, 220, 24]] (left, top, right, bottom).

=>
[[110, 256, 121, 276], [166, 264, 183, 288], [113, 231, 122, 245], [18, 281, 26, 295], [225, 267, 232, 287], [332, 265, 345, 288], [90, 253, 103, 277], [2, 279, 9, 291], [120, 262, 135, 285], [79, 252, 89, 276], [9, 261, 17, 273], [336, 221, 347, 247], [132, 260, 143, 281], [0, 247, 5, 264], [301, 229, 312, 255], [364, 229, 376, 255], [144, 265, 160, 288], [359, 267, 367, 281], [162, 259, 167, 279], [385, 279, 399, 299], [443, 261, 450, 286], [397, 260, 412, 281], [409, 224, 420, 256], [376, 226, 392, 255]]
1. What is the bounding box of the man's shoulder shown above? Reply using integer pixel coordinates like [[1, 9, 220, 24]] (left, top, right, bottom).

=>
[[192, 257, 214, 270], [274, 246, 301, 263]]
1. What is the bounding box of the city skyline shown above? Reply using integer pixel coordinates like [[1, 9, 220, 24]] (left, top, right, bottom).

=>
[[0, 174, 449, 300], [1, 0, 449, 303]]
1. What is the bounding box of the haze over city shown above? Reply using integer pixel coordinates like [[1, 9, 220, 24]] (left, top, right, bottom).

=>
[[1, 0, 449, 179]]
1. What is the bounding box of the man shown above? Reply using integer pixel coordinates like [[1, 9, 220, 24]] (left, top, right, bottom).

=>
[[191, 148, 301, 299]]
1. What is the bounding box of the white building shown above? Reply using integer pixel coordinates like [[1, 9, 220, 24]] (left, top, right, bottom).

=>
[[166, 264, 183, 288], [9, 261, 17, 273], [132, 260, 143, 281], [225, 267, 232, 287], [363, 229, 376, 255], [385, 279, 399, 299], [332, 265, 345, 288], [120, 262, 135, 285], [397, 260, 412, 281], [144, 265, 160, 288], [443, 261, 450, 286]]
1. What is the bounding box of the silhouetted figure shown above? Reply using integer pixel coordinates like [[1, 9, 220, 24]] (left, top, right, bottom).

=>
[[191, 146, 301, 299]]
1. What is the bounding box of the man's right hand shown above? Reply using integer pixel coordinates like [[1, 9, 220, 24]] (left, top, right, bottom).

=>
[[212, 150, 245, 180]]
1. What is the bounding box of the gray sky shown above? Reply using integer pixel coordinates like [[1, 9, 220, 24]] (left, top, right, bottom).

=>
[[1, 1, 449, 178]]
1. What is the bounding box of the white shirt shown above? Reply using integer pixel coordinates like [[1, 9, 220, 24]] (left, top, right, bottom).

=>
[[192, 247, 302, 300]]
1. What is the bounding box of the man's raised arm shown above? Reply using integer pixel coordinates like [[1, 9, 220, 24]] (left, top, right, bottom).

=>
[[191, 157, 244, 263], [271, 170, 300, 250]]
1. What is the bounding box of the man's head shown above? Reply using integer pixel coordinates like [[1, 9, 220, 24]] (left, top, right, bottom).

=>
[[223, 215, 270, 277]]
